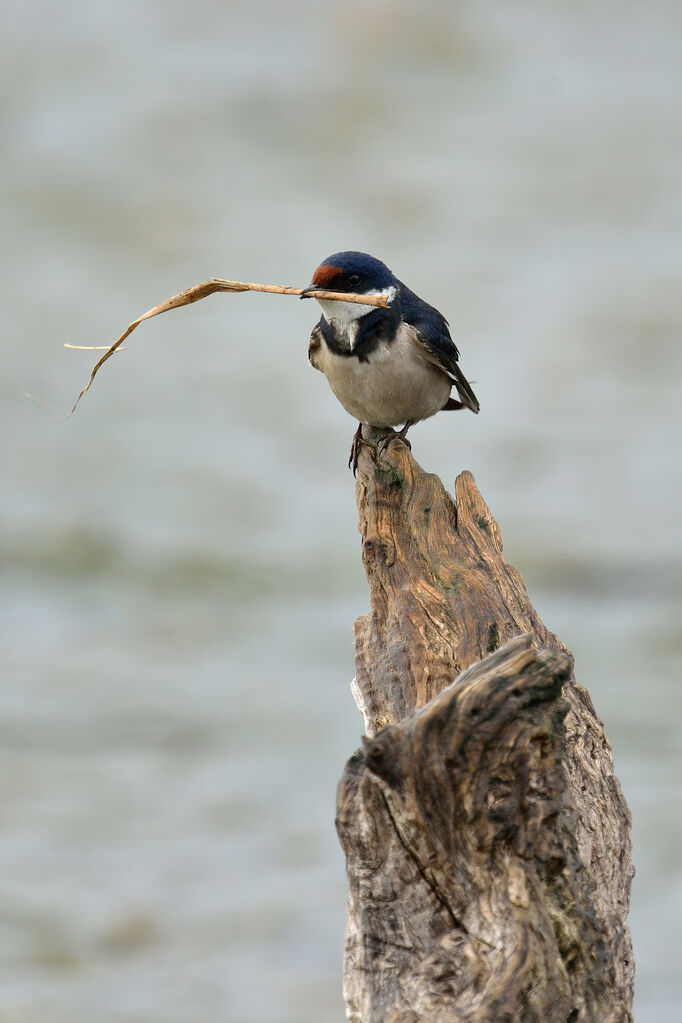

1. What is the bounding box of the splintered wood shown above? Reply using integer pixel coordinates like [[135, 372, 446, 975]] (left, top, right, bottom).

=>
[[339, 442, 634, 1023]]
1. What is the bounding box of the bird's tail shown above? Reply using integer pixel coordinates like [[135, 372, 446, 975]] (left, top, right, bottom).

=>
[[451, 365, 480, 414]]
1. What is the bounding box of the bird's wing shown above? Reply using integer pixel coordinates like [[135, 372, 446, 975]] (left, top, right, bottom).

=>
[[399, 283, 480, 413], [308, 321, 324, 370]]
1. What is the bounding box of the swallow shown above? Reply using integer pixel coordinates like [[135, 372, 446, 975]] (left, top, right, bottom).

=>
[[301, 250, 479, 473]]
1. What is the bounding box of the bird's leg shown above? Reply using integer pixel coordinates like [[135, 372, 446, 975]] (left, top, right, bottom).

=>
[[377, 420, 413, 458], [395, 420, 413, 447], [349, 422, 372, 476]]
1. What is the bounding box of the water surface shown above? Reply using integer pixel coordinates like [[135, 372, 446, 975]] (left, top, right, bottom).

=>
[[1, 2, 680, 1019]]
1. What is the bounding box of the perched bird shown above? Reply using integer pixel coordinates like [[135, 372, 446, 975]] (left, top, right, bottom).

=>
[[301, 250, 479, 472]]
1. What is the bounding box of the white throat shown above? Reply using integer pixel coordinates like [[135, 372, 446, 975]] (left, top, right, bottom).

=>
[[315, 286, 396, 337]]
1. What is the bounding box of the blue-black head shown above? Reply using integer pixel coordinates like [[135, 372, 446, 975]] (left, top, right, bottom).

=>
[[301, 251, 396, 297]]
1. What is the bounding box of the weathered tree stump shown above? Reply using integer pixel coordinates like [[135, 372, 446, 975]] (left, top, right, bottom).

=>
[[336, 441, 633, 1023]]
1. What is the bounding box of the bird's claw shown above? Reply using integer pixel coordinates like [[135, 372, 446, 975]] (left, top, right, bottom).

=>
[[376, 430, 411, 458], [348, 423, 371, 476], [351, 421, 417, 472], [376, 422, 413, 460], [349, 422, 413, 475]]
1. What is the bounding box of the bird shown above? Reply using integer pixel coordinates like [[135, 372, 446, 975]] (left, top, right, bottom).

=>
[[301, 250, 479, 473]]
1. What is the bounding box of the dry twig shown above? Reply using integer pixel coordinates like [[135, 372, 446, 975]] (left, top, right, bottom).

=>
[[67, 277, 389, 416]]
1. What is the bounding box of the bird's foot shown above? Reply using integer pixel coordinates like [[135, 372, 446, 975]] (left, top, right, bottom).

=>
[[350, 422, 413, 475], [376, 421, 413, 459], [348, 423, 373, 476]]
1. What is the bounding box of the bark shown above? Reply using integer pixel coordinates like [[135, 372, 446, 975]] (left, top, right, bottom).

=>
[[336, 441, 633, 1023]]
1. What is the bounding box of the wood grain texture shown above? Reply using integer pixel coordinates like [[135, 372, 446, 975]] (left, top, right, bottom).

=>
[[338, 441, 633, 1022]]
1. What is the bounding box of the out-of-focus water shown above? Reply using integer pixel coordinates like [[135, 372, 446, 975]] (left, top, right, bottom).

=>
[[1, 2, 680, 1020]]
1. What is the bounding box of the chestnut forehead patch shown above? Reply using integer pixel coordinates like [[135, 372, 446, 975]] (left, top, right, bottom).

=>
[[312, 263, 344, 286]]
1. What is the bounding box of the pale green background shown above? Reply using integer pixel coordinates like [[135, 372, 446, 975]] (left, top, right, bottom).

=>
[[1, 2, 680, 1020]]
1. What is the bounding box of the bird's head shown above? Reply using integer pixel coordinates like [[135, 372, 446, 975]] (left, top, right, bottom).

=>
[[301, 251, 397, 324]]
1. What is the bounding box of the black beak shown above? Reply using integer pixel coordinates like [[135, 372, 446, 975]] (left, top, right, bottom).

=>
[[299, 283, 322, 300]]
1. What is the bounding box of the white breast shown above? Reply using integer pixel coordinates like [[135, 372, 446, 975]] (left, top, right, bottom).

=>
[[314, 322, 452, 428]]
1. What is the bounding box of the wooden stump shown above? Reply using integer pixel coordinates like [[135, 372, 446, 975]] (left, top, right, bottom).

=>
[[336, 441, 633, 1023]]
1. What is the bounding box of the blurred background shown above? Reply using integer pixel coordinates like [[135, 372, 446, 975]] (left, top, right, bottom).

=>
[[1, 1, 680, 1020]]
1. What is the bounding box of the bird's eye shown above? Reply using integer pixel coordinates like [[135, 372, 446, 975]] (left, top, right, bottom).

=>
[[348, 274, 361, 287]]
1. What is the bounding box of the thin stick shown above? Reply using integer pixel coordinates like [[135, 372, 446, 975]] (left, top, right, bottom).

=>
[[22, 391, 66, 415], [68, 277, 390, 416], [64, 343, 127, 351]]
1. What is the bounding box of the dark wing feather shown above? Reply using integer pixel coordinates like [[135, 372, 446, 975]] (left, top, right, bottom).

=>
[[308, 321, 324, 370], [399, 283, 480, 413]]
